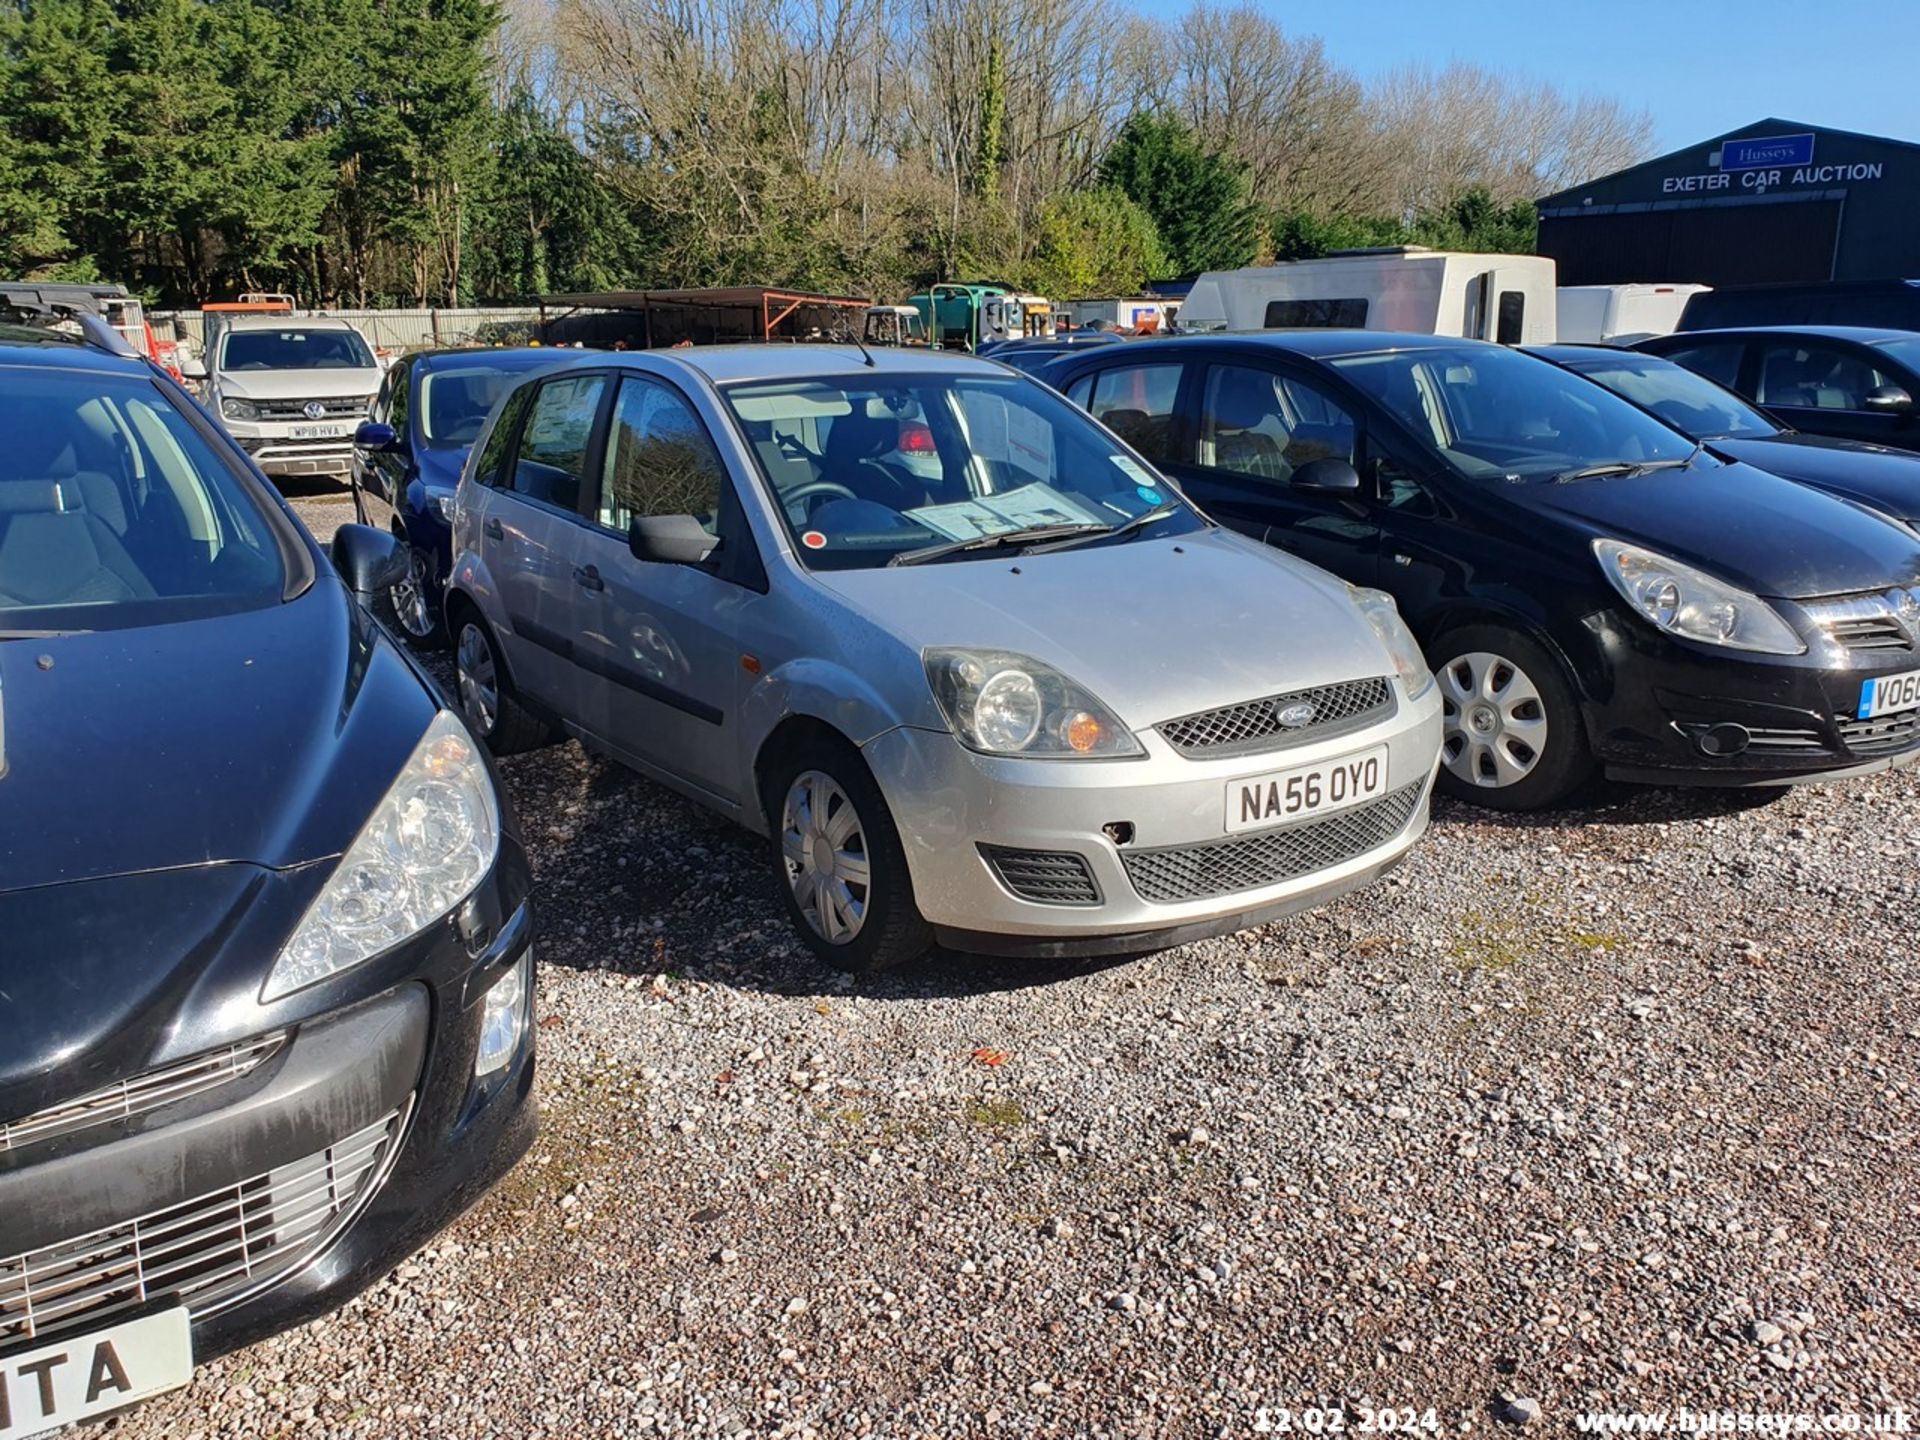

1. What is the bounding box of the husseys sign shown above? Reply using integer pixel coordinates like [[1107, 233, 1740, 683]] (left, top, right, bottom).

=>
[[1660, 133, 1886, 196]]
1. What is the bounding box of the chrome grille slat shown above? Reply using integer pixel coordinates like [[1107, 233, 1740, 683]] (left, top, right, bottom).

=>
[[1158, 677, 1394, 759], [1804, 590, 1920, 654], [2, 1034, 285, 1152], [253, 396, 372, 421], [1123, 783, 1424, 905], [0, 1108, 402, 1354]]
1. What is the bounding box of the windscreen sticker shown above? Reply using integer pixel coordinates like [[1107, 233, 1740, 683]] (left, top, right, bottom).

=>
[[801, 529, 828, 549], [1004, 404, 1054, 479], [1111, 454, 1158, 488], [905, 483, 1106, 541], [1136, 485, 1164, 505]]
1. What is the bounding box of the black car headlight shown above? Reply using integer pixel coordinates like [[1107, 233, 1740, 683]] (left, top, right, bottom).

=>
[[1593, 539, 1805, 655], [263, 711, 500, 1001]]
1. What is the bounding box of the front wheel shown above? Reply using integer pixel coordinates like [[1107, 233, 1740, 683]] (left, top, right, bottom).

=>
[[452, 613, 551, 756], [763, 740, 933, 974], [389, 545, 444, 647], [1430, 625, 1592, 811]]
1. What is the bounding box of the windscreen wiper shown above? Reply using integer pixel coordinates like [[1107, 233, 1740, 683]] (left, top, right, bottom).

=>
[[1024, 504, 1185, 555], [0, 628, 92, 640], [887, 522, 1110, 567], [1555, 444, 1702, 483]]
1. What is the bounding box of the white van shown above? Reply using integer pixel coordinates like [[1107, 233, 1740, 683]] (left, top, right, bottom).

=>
[[1555, 284, 1709, 345], [1177, 248, 1557, 345]]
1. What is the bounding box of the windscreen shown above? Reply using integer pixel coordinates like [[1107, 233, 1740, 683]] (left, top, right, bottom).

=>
[[1331, 345, 1698, 485], [0, 373, 286, 630], [221, 328, 374, 371], [420, 364, 526, 448], [722, 372, 1202, 568], [1568, 355, 1778, 439]]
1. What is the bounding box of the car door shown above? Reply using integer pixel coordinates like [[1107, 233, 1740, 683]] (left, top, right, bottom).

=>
[[479, 369, 612, 712], [1163, 359, 1380, 584], [562, 370, 761, 806], [1749, 336, 1918, 449]]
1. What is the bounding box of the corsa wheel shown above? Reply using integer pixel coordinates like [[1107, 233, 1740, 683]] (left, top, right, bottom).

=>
[[1438, 650, 1549, 790], [779, 771, 871, 945], [390, 548, 438, 641]]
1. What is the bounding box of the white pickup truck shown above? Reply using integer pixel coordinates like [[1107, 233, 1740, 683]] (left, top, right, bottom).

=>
[[189, 314, 384, 480]]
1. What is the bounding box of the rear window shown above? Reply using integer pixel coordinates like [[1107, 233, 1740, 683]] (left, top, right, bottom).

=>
[[221, 328, 374, 371], [0, 373, 286, 630]]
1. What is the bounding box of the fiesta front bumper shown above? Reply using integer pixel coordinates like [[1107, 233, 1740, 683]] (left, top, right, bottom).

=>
[[863, 684, 1442, 957]]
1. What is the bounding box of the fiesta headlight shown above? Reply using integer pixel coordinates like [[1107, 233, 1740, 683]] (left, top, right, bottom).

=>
[[1593, 539, 1805, 655], [221, 397, 258, 422], [924, 648, 1143, 757], [1348, 586, 1434, 699], [263, 710, 500, 1001]]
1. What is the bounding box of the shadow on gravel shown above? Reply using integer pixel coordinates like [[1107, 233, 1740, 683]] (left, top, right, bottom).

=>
[[273, 473, 354, 501], [1430, 773, 1790, 835]]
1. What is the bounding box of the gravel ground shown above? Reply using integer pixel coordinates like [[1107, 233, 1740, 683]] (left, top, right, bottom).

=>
[[108, 491, 1920, 1437]]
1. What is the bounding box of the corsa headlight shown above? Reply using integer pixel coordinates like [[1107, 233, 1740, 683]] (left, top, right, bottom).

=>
[[925, 648, 1143, 757], [220, 396, 258, 422], [1593, 539, 1805, 655], [1348, 587, 1434, 699], [263, 710, 500, 1001], [429, 491, 458, 523]]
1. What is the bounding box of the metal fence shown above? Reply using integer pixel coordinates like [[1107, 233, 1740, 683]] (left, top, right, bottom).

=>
[[151, 306, 546, 354]]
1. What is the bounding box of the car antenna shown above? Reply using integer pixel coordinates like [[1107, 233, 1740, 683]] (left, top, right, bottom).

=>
[[848, 321, 877, 368]]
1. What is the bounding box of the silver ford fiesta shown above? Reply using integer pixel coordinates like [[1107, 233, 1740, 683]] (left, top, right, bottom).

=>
[[445, 345, 1442, 971]]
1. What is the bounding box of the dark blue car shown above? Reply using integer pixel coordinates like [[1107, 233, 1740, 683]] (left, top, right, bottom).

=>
[[352, 346, 561, 643]]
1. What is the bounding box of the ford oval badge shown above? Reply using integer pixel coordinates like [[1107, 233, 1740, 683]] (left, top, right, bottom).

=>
[[1277, 701, 1317, 728]]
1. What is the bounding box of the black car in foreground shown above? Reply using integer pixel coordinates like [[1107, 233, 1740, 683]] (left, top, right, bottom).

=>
[[0, 314, 534, 1431], [1638, 326, 1920, 454], [1044, 331, 1920, 809], [1528, 344, 1920, 526]]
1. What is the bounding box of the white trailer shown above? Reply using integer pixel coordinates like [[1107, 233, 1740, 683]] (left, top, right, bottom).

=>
[[1066, 297, 1180, 333], [1177, 248, 1558, 344], [1555, 283, 1710, 345]]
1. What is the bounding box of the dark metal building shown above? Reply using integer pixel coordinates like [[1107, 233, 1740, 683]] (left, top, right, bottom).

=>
[[1537, 119, 1920, 287]]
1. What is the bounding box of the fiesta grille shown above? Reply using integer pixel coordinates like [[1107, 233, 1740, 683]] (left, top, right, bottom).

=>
[[0, 1105, 405, 1354], [1158, 677, 1393, 759], [1, 1034, 286, 1153], [979, 845, 1102, 906], [1122, 783, 1424, 905], [1804, 592, 1920, 654], [253, 396, 372, 421]]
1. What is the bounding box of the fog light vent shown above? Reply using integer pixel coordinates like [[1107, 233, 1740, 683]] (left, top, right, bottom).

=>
[[979, 846, 1102, 906]]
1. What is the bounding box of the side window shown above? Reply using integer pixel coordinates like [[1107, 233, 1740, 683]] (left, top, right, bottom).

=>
[[372, 368, 394, 424], [1088, 363, 1181, 463], [1198, 365, 1356, 484], [1755, 343, 1882, 410], [599, 376, 726, 534], [1661, 342, 1744, 390], [510, 374, 607, 510], [1263, 298, 1368, 329], [1374, 453, 1440, 517], [1495, 291, 1525, 346], [387, 361, 411, 436], [1064, 375, 1093, 409], [472, 384, 534, 489]]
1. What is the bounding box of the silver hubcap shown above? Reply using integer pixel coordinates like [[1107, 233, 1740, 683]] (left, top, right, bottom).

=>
[[779, 771, 870, 945], [391, 548, 435, 638], [456, 623, 498, 735], [1439, 650, 1549, 788]]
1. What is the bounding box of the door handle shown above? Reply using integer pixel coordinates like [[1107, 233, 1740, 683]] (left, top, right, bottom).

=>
[[483, 518, 503, 541], [573, 564, 605, 592]]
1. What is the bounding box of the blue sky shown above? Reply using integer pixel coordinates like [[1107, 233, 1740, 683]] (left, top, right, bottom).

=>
[[1136, 0, 1920, 153]]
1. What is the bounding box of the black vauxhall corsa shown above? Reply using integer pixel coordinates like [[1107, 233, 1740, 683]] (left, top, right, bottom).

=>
[[1044, 332, 1920, 810], [0, 314, 534, 1430]]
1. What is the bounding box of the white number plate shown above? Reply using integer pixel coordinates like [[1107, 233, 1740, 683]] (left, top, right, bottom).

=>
[[1859, 668, 1920, 719], [0, 1309, 191, 1435], [1226, 745, 1389, 834], [290, 423, 346, 439]]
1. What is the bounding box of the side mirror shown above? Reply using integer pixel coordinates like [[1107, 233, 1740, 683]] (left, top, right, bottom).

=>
[[1865, 385, 1914, 414], [1290, 457, 1363, 493], [629, 513, 718, 566], [179, 357, 207, 380], [355, 421, 400, 452], [331, 523, 411, 603]]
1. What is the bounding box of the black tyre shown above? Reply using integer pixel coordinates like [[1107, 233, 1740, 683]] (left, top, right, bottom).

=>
[[451, 609, 551, 756], [762, 738, 933, 974], [388, 543, 445, 648], [1429, 623, 1592, 811]]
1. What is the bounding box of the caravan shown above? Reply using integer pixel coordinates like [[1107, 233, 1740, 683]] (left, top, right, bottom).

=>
[[1555, 283, 1708, 344], [1177, 248, 1557, 344]]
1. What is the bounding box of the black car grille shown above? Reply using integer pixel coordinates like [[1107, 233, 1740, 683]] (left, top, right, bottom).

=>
[[1803, 591, 1920, 654], [1158, 677, 1394, 759], [979, 845, 1102, 906], [1, 1035, 285, 1153], [1826, 616, 1913, 653], [0, 1106, 405, 1355], [1839, 709, 1920, 755], [1122, 782, 1424, 905]]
